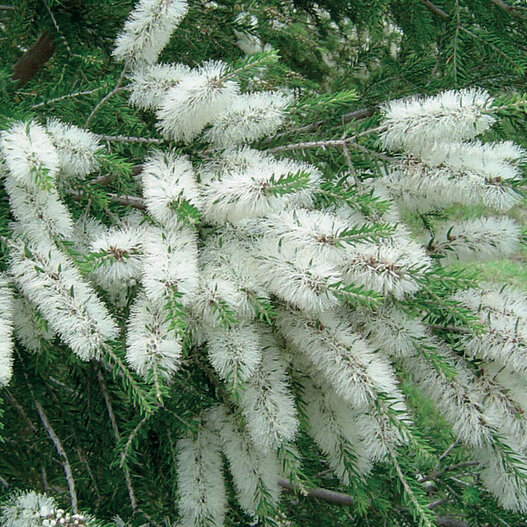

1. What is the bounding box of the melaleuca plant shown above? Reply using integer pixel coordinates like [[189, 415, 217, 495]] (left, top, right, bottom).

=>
[[1, 1, 527, 527]]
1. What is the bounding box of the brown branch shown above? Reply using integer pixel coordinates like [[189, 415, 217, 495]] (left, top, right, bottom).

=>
[[278, 478, 354, 506], [35, 400, 78, 513], [265, 106, 377, 144], [69, 188, 146, 210], [279, 477, 468, 526], [418, 461, 479, 483], [12, 32, 56, 87], [429, 324, 474, 335], [420, 0, 450, 20]]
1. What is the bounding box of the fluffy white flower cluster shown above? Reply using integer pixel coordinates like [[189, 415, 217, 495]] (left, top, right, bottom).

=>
[[0, 491, 93, 527], [113, 0, 188, 65], [378, 88, 524, 265], [129, 61, 290, 145], [0, 276, 14, 386]]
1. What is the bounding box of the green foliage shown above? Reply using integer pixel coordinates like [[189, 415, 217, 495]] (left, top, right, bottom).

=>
[[0, 1, 526, 527]]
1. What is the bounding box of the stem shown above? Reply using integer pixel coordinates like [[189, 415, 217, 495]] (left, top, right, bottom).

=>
[[31, 87, 106, 109], [96, 134, 165, 144], [278, 478, 353, 505], [420, 0, 450, 20], [35, 400, 78, 513], [84, 69, 127, 128]]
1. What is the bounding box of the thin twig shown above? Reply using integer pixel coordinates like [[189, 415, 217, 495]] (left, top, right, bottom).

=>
[[84, 70, 127, 128], [429, 324, 473, 335], [265, 106, 377, 144], [428, 497, 452, 510], [420, 0, 450, 20], [42, 0, 71, 55], [69, 189, 147, 210], [266, 127, 387, 155], [35, 400, 78, 513], [97, 371, 137, 511], [418, 460, 479, 483], [31, 87, 106, 109], [5, 390, 37, 433], [96, 134, 166, 144], [436, 517, 468, 527], [76, 448, 102, 505], [120, 416, 149, 469]]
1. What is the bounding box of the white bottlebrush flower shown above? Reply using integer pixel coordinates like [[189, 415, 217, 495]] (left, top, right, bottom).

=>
[[0, 276, 14, 386], [276, 308, 402, 409], [113, 0, 188, 65], [353, 405, 409, 462], [12, 296, 55, 353], [141, 150, 201, 225], [200, 148, 321, 225], [9, 236, 118, 361], [236, 31, 265, 56], [126, 292, 182, 380], [239, 329, 298, 452], [46, 119, 100, 177], [198, 232, 268, 320], [301, 375, 372, 483], [390, 148, 522, 212], [1, 121, 59, 188], [454, 283, 527, 322], [339, 235, 430, 299], [191, 274, 250, 326], [4, 176, 74, 241], [463, 321, 527, 372], [452, 289, 527, 371], [355, 304, 429, 358], [380, 88, 495, 154], [214, 405, 281, 518], [73, 215, 108, 252], [142, 224, 199, 305], [156, 61, 240, 142], [255, 238, 343, 314], [420, 140, 526, 183], [233, 13, 264, 55], [376, 163, 483, 213], [177, 411, 226, 527], [254, 208, 350, 266], [204, 91, 291, 147], [203, 322, 262, 388], [489, 364, 527, 417], [475, 370, 527, 453], [473, 445, 527, 513], [128, 62, 191, 111], [428, 216, 520, 263], [89, 225, 144, 290], [402, 352, 493, 447]]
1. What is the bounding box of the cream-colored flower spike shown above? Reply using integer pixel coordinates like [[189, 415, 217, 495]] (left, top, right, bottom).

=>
[[113, 0, 188, 65]]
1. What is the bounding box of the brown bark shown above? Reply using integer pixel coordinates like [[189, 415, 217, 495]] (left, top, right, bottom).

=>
[[12, 32, 56, 87]]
